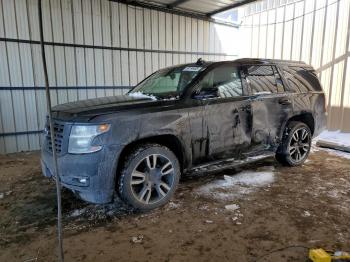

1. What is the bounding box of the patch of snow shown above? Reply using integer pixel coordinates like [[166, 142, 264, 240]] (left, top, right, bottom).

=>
[[311, 143, 350, 159], [131, 235, 143, 244], [225, 204, 240, 211], [316, 130, 350, 147], [128, 91, 157, 101], [70, 208, 86, 217], [205, 220, 214, 224], [302, 211, 311, 217], [0, 191, 12, 200], [196, 169, 275, 201], [168, 201, 180, 209], [313, 130, 350, 159]]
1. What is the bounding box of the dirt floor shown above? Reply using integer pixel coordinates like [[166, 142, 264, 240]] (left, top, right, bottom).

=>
[[0, 147, 350, 262]]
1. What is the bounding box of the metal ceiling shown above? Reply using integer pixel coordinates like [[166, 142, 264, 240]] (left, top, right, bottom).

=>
[[111, 0, 258, 21]]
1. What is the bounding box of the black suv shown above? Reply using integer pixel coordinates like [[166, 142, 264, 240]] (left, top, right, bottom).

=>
[[41, 58, 326, 210]]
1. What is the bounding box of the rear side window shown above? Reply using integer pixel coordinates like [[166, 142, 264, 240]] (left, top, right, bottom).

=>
[[282, 66, 322, 92], [246, 65, 284, 94]]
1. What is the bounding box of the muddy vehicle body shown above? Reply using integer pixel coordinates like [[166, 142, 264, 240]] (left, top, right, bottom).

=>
[[41, 58, 326, 210]]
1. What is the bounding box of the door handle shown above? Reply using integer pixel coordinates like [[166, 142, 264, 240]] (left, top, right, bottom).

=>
[[240, 104, 251, 111], [278, 98, 292, 105]]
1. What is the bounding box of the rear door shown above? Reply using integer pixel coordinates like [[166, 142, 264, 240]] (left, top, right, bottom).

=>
[[244, 64, 293, 152], [193, 63, 252, 161]]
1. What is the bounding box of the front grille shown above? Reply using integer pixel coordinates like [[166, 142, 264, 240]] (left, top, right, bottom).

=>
[[45, 121, 65, 153]]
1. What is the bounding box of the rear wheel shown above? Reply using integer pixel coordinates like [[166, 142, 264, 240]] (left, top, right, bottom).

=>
[[276, 121, 312, 166], [118, 143, 180, 211]]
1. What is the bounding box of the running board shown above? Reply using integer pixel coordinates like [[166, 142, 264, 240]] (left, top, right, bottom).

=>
[[187, 152, 275, 174]]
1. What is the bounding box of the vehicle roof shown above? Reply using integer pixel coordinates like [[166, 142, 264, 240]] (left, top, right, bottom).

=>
[[168, 58, 309, 70], [233, 58, 308, 67]]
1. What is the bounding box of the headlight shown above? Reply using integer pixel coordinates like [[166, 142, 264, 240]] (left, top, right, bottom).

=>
[[68, 124, 110, 154]]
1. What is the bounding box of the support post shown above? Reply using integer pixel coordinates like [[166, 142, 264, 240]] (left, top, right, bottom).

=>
[[38, 1, 64, 261]]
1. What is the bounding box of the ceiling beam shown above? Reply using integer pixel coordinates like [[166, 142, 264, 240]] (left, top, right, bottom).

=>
[[167, 0, 191, 9], [109, 0, 239, 27], [110, 0, 209, 20], [207, 0, 258, 16]]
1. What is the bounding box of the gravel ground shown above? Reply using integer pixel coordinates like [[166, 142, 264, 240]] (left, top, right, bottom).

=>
[[0, 148, 349, 262]]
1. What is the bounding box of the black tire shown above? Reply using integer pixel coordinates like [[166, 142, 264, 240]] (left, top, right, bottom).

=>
[[276, 121, 312, 166], [118, 143, 181, 211]]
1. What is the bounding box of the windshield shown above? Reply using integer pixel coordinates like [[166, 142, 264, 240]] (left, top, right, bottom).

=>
[[129, 65, 205, 99]]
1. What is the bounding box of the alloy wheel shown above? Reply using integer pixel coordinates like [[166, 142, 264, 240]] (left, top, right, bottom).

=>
[[130, 154, 175, 204], [288, 127, 311, 163]]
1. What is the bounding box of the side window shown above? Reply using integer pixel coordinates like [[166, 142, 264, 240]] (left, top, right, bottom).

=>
[[198, 65, 243, 98], [282, 66, 321, 92], [246, 65, 284, 94]]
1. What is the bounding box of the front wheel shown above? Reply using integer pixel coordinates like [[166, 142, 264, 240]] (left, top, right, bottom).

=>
[[118, 143, 181, 211], [276, 121, 312, 166]]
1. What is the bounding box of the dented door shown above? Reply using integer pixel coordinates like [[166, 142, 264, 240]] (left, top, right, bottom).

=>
[[245, 65, 293, 151], [250, 93, 292, 151], [191, 64, 252, 161], [203, 98, 252, 160]]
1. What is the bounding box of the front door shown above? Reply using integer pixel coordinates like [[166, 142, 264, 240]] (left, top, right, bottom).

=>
[[193, 64, 252, 161]]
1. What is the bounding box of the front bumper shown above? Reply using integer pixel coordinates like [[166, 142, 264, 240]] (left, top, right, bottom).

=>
[[41, 144, 123, 204]]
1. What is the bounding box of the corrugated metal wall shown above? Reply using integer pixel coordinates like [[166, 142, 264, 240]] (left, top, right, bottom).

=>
[[240, 0, 350, 133], [0, 0, 238, 154]]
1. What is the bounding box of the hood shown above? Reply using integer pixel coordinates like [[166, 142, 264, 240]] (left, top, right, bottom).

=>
[[52, 95, 160, 119]]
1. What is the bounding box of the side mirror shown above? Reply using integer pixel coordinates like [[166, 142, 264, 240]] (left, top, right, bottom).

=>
[[193, 87, 219, 99]]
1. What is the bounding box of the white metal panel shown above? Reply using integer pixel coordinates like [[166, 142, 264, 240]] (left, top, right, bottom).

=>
[[191, 18, 198, 62], [51, 0, 69, 104], [342, 59, 350, 131], [151, 10, 159, 72], [0, 0, 16, 153], [72, 0, 87, 100], [290, 1, 303, 61], [93, 0, 105, 97], [322, 1, 337, 65], [101, 0, 113, 96], [3, 0, 29, 151], [282, 3, 293, 59], [83, 0, 97, 98], [328, 61, 344, 129], [300, 0, 314, 63], [208, 21, 215, 61], [16, 0, 40, 150], [62, 0, 78, 102], [258, 12, 267, 58], [335, 0, 350, 58], [158, 12, 166, 68], [118, 4, 130, 94], [172, 14, 179, 65], [128, 6, 137, 86], [185, 17, 191, 62], [136, 7, 145, 82], [111, 2, 122, 95], [310, 0, 326, 69], [251, 13, 260, 58], [265, 9, 275, 59], [165, 13, 172, 67], [144, 9, 152, 77], [179, 15, 186, 64]]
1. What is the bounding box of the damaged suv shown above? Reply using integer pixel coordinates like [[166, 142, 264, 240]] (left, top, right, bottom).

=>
[[41, 58, 326, 210]]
